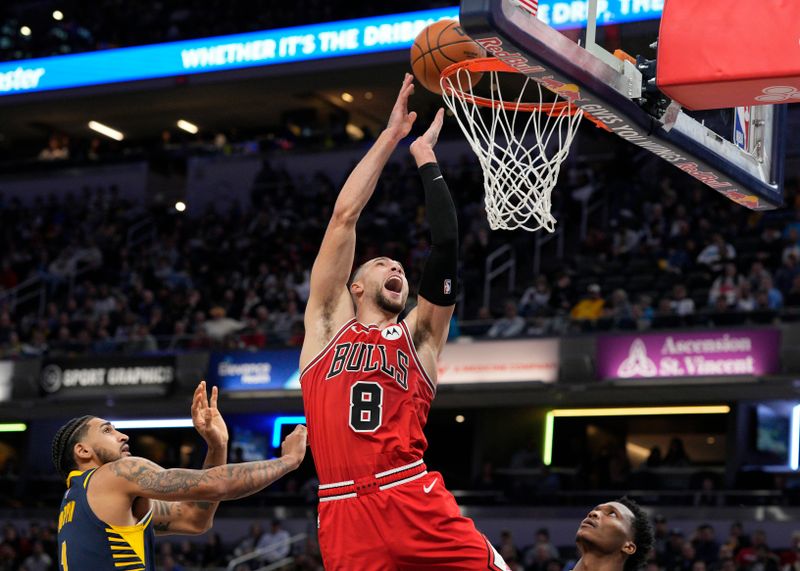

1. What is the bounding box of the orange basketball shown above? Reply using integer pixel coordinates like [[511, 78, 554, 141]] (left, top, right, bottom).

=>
[[410, 20, 486, 95]]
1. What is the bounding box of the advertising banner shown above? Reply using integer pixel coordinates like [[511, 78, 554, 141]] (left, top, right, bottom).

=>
[[596, 329, 781, 380], [438, 339, 560, 384], [209, 350, 301, 392], [40, 356, 175, 398], [0, 3, 662, 97]]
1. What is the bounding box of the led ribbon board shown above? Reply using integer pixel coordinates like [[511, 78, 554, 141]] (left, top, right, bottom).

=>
[[0, 2, 662, 97]]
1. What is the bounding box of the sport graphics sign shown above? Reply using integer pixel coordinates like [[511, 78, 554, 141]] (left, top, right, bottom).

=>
[[40, 356, 175, 398], [596, 329, 781, 380]]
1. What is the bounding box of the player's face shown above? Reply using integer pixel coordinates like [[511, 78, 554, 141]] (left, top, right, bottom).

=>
[[576, 501, 636, 557], [82, 418, 131, 465], [360, 257, 409, 314]]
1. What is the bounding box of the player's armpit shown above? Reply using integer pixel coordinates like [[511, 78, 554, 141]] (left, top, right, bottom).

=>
[[406, 300, 453, 360]]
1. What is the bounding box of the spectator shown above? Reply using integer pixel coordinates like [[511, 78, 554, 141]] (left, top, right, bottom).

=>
[[257, 520, 291, 564], [203, 306, 246, 341], [663, 437, 691, 467], [634, 294, 656, 329], [736, 530, 772, 569], [549, 273, 575, 314], [21, 541, 51, 571], [775, 254, 800, 295], [233, 528, 263, 557], [38, 134, 69, 161], [737, 282, 757, 312], [488, 299, 526, 338], [786, 276, 800, 307], [725, 523, 751, 556], [162, 554, 185, 571], [708, 263, 743, 306], [653, 514, 669, 560], [759, 276, 784, 310], [607, 288, 635, 328], [497, 530, 520, 566], [570, 284, 605, 321], [523, 528, 560, 568], [520, 275, 552, 316], [693, 525, 720, 565], [697, 233, 736, 271], [670, 285, 696, 316], [780, 531, 800, 571], [200, 533, 226, 568]]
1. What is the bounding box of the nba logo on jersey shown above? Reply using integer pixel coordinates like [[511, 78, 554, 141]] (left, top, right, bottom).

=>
[[381, 325, 402, 340], [443, 279, 452, 295]]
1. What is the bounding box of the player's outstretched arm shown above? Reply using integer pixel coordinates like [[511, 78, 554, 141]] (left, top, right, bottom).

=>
[[303, 74, 418, 360], [406, 108, 457, 365], [106, 425, 306, 509]]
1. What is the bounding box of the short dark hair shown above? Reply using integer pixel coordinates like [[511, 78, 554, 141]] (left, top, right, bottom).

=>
[[616, 497, 654, 571], [51, 416, 94, 479]]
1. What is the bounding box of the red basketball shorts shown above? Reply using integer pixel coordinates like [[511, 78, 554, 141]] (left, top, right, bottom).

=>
[[317, 470, 510, 571]]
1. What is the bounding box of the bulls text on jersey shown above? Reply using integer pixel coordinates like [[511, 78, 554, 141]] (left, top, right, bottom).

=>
[[325, 341, 409, 390]]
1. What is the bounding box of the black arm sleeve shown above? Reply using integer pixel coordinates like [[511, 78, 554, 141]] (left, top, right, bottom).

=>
[[417, 162, 458, 306]]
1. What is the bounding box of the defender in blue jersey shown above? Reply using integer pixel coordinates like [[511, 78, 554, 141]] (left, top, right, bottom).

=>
[[53, 381, 307, 571]]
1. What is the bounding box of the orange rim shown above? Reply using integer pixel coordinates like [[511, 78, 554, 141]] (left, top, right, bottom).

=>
[[440, 57, 611, 130]]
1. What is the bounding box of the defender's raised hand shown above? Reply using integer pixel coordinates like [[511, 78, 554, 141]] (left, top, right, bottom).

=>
[[281, 425, 308, 468], [191, 381, 228, 449], [386, 73, 418, 141]]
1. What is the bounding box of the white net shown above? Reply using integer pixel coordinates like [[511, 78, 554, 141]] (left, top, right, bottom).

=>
[[441, 64, 584, 233]]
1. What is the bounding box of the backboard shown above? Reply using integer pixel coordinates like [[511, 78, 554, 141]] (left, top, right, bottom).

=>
[[458, 0, 788, 210]]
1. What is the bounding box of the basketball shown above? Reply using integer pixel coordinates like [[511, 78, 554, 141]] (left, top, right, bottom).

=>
[[410, 19, 486, 95]]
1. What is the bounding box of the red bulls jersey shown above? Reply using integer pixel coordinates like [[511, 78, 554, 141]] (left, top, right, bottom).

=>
[[300, 319, 436, 484]]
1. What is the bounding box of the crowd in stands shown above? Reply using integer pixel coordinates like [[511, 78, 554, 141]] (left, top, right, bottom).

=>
[[496, 520, 800, 571], [1, 515, 800, 570], [1, 136, 800, 357], [1, 0, 446, 62]]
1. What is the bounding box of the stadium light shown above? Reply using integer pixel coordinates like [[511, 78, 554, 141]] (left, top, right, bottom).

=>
[[791, 404, 800, 471], [543, 405, 731, 466], [111, 418, 194, 429], [20, 26, 31, 37], [89, 121, 124, 141], [177, 119, 199, 134], [53, 11, 64, 21], [0, 423, 26, 432], [272, 416, 306, 448], [174, 201, 187, 212]]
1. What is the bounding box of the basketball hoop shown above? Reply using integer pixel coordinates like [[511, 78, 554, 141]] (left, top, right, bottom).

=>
[[441, 57, 604, 233]]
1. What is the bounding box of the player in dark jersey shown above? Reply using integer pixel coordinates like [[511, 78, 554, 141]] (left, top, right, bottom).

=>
[[53, 381, 306, 571], [574, 497, 654, 571], [300, 73, 510, 570]]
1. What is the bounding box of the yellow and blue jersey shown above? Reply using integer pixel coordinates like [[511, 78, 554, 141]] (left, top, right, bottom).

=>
[[57, 469, 156, 571]]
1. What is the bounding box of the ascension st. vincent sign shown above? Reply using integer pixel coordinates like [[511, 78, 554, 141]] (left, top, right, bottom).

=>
[[596, 329, 781, 380]]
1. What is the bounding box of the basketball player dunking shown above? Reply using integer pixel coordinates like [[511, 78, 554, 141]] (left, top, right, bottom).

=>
[[300, 74, 510, 570]]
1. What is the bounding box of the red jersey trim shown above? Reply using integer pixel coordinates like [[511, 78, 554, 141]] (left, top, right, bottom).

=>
[[300, 318, 358, 381], [399, 320, 436, 397]]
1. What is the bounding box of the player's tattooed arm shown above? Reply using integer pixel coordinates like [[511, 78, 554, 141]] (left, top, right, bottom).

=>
[[110, 456, 295, 501], [109, 426, 307, 504]]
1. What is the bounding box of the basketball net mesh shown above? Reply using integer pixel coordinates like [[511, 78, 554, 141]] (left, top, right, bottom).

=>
[[441, 67, 583, 233]]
